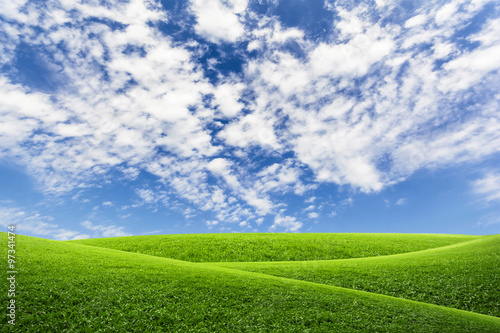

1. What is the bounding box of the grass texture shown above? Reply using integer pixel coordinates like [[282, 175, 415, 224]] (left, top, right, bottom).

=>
[[214, 234, 500, 317], [70, 233, 477, 262], [1, 232, 499, 332]]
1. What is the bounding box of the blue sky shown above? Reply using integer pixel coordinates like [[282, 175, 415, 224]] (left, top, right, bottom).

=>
[[1, 0, 499, 239]]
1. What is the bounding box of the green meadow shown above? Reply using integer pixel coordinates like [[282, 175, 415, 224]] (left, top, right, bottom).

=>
[[2, 232, 499, 332], [70, 233, 478, 262]]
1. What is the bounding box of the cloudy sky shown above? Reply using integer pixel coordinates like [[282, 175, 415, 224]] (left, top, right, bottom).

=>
[[1, 0, 499, 240]]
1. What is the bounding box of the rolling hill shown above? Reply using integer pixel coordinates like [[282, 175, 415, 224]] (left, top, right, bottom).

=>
[[2, 232, 499, 332]]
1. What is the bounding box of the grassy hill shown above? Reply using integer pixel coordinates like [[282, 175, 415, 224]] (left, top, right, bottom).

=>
[[214, 234, 500, 317], [2, 232, 499, 332], [70, 233, 477, 262]]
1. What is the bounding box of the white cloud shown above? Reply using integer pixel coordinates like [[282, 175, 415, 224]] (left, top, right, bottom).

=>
[[476, 214, 500, 227], [395, 198, 407, 206], [440, 44, 500, 92], [305, 196, 316, 203], [254, 161, 311, 196], [0, 0, 249, 224], [0, 78, 66, 161], [120, 167, 140, 180], [241, 190, 273, 215], [183, 207, 197, 219], [136, 189, 167, 205], [205, 220, 219, 230], [434, 2, 458, 26], [231, 1, 500, 196], [218, 112, 281, 149], [1, 0, 500, 231], [207, 158, 241, 189], [81, 221, 132, 238], [0, 206, 89, 240], [473, 172, 500, 203], [310, 36, 393, 78], [269, 214, 302, 232], [207, 158, 273, 214], [251, 21, 304, 46], [54, 230, 89, 241], [433, 42, 455, 58], [309, 6, 394, 78], [405, 14, 428, 28], [305, 205, 315, 211], [341, 197, 354, 206], [189, 0, 247, 43], [307, 212, 319, 219], [470, 17, 500, 47], [213, 82, 245, 117]]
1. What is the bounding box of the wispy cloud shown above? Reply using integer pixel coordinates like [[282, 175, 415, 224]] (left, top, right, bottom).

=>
[[81, 221, 132, 238], [472, 172, 500, 203], [135, 189, 168, 205], [475, 214, 500, 228], [0, 206, 89, 240], [395, 198, 407, 206]]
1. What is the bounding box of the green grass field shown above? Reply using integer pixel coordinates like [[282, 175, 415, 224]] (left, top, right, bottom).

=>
[[70, 233, 478, 262], [2, 232, 499, 332], [213, 234, 500, 317]]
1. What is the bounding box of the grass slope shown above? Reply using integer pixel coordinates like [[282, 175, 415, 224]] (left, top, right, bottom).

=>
[[215, 234, 500, 317], [70, 233, 477, 262], [2, 234, 500, 332]]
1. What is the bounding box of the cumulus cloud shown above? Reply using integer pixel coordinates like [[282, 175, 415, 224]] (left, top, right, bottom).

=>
[[1, 0, 499, 231], [307, 212, 319, 219], [269, 214, 302, 232], [205, 220, 219, 230], [0, 206, 89, 240], [0, 0, 218, 195], [218, 111, 282, 149], [228, 0, 500, 195], [189, 0, 247, 43], [213, 82, 245, 117]]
